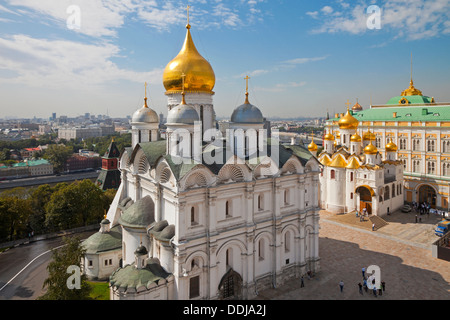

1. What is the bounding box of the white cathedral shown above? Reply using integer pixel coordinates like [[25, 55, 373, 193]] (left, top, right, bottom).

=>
[[315, 106, 404, 216], [82, 21, 321, 300]]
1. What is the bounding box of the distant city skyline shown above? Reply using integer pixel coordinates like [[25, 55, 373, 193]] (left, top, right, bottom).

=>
[[0, 0, 449, 120]]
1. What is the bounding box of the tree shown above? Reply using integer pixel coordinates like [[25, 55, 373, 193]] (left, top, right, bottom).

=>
[[29, 184, 55, 234], [44, 180, 106, 231], [43, 144, 73, 173], [0, 188, 33, 241], [39, 236, 91, 300]]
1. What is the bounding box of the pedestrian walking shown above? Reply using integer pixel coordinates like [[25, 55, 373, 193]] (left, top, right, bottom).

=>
[[300, 276, 304, 288], [362, 267, 365, 278], [378, 284, 382, 296], [372, 223, 375, 231], [373, 286, 377, 297], [339, 280, 344, 293], [363, 279, 368, 292], [358, 283, 363, 295], [381, 281, 385, 292]]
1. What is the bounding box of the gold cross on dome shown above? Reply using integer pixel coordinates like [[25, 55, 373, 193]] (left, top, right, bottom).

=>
[[186, 5, 191, 26], [244, 75, 250, 93], [345, 99, 351, 110]]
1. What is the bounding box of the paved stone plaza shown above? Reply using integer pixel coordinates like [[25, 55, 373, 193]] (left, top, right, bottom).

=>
[[256, 210, 450, 300]]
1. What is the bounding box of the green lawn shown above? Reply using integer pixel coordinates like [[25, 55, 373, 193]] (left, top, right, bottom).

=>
[[88, 281, 110, 300]]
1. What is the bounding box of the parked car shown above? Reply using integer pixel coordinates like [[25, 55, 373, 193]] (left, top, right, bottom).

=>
[[401, 205, 412, 213]]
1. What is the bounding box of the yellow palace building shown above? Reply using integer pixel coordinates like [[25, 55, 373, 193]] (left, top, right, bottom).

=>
[[326, 78, 450, 211]]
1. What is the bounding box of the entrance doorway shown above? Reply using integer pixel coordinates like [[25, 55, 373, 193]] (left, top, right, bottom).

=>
[[218, 268, 243, 300], [356, 186, 373, 215], [418, 185, 437, 208]]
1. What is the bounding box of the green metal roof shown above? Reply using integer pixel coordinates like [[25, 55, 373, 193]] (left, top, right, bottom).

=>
[[136, 138, 316, 182], [109, 258, 171, 292], [386, 95, 434, 105], [81, 225, 122, 254], [328, 104, 450, 123], [118, 196, 155, 229], [12, 159, 51, 167]]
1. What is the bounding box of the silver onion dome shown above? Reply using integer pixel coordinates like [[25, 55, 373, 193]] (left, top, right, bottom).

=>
[[230, 103, 264, 124], [132, 104, 159, 123], [166, 104, 199, 125]]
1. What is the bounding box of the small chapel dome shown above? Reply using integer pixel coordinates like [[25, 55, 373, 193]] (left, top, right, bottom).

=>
[[385, 139, 398, 152], [323, 131, 335, 141], [363, 130, 376, 141], [231, 103, 264, 124], [167, 104, 199, 125], [364, 142, 378, 155], [338, 107, 359, 130], [350, 133, 362, 142], [308, 138, 318, 152], [132, 106, 159, 124]]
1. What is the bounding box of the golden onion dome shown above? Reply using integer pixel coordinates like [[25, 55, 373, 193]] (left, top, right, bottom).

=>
[[350, 133, 362, 142], [324, 131, 335, 141], [401, 79, 423, 96], [364, 142, 378, 155], [308, 138, 318, 152], [385, 139, 398, 152], [338, 108, 359, 130], [163, 25, 215, 93], [352, 101, 363, 111], [363, 130, 376, 141]]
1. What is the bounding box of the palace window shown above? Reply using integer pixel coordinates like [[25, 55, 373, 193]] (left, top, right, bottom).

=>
[[443, 141, 450, 153], [443, 163, 450, 176], [427, 161, 436, 175], [427, 140, 435, 152], [412, 139, 421, 151], [399, 138, 407, 150], [413, 160, 421, 172]]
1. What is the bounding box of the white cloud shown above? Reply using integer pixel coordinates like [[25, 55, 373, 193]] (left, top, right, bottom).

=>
[[321, 6, 334, 14], [5, 0, 267, 36], [282, 56, 328, 66], [0, 34, 162, 89], [306, 0, 450, 40]]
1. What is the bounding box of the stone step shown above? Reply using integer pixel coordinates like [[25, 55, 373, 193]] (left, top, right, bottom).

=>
[[369, 215, 389, 230]]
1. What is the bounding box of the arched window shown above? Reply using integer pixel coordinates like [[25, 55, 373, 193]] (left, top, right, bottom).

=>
[[392, 183, 396, 198], [258, 239, 265, 261], [384, 186, 390, 200], [331, 170, 335, 180], [284, 189, 289, 205], [284, 231, 291, 252], [191, 206, 198, 225], [225, 201, 231, 217], [257, 194, 264, 211]]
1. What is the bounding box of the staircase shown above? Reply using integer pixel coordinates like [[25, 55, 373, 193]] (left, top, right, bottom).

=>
[[369, 215, 389, 230]]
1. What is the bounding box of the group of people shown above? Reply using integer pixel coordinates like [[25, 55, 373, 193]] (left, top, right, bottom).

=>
[[358, 267, 385, 297], [356, 207, 368, 222], [412, 201, 431, 215]]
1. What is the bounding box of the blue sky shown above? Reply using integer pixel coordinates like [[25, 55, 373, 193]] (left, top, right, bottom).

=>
[[0, 0, 449, 120]]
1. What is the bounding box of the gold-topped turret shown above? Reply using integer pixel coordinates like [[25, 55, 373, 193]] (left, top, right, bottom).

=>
[[163, 6, 215, 94], [308, 136, 318, 152], [338, 102, 359, 130]]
